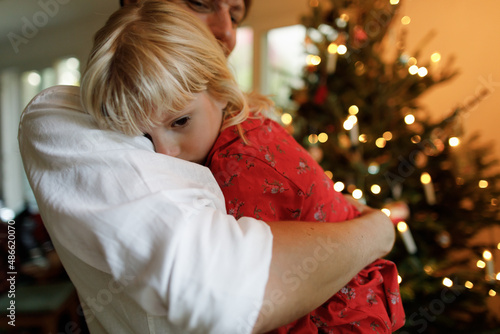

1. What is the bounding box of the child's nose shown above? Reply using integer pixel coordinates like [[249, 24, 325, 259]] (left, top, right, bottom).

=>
[[162, 144, 181, 158]]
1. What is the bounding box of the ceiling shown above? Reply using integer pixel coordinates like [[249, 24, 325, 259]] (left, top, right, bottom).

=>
[[0, 0, 119, 46]]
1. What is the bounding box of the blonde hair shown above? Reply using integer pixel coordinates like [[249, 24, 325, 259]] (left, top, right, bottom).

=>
[[81, 0, 262, 136]]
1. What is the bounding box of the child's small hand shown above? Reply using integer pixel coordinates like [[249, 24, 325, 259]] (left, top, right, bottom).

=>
[[342, 194, 372, 215]]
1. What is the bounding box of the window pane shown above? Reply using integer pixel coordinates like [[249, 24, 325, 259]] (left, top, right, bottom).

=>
[[228, 27, 253, 92], [266, 25, 306, 109]]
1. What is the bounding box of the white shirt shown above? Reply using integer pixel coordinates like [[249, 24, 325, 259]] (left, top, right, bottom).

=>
[[18, 85, 273, 334]]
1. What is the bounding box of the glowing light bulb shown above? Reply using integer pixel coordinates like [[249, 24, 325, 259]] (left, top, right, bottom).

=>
[[281, 113, 292, 125], [371, 184, 381, 194], [337, 44, 347, 55], [431, 52, 441, 63], [334, 181, 345, 192], [479, 180, 488, 188], [318, 132, 328, 143], [307, 55, 321, 66], [442, 277, 453, 287], [449, 137, 460, 147], [383, 131, 393, 141], [401, 16, 411, 25], [328, 43, 338, 54], [420, 172, 432, 185], [352, 189, 363, 199], [405, 114, 415, 124], [418, 67, 428, 77], [397, 222, 408, 233], [348, 105, 359, 115], [375, 138, 386, 148], [343, 119, 354, 130]]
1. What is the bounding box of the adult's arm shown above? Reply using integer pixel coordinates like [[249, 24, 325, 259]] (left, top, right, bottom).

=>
[[254, 206, 394, 333]]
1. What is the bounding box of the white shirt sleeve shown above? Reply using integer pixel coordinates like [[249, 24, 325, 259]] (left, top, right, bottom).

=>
[[18, 85, 273, 333]]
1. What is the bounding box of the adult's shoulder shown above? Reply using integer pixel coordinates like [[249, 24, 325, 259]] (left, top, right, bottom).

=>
[[23, 85, 83, 115]]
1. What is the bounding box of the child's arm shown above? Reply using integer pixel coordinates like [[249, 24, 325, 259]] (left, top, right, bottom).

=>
[[254, 208, 394, 333]]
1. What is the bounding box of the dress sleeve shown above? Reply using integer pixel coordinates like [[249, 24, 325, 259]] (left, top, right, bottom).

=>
[[18, 86, 272, 333], [209, 151, 307, 222]]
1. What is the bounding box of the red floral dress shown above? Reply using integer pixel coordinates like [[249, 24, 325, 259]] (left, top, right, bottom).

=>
[[206, 116, 405, 333]]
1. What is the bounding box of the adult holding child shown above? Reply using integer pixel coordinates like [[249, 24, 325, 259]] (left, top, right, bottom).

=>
[[18, 0, 396, 333]]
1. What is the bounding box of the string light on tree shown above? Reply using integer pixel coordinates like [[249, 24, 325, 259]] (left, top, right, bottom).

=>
[[442, 277, 453, 288], [404, 114, 415, 124], [334, 181, 345, 192], [420, 172, 437, 205], [397, 221, 417, 254], [449, 137, 460, 147], [482, 250, 495, 281]]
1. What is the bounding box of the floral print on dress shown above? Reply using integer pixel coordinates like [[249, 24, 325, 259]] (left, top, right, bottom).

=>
[[205, 115, 405, 334]]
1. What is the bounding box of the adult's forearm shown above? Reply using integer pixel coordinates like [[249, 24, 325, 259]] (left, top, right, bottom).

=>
[[252, 208, 395, 333]]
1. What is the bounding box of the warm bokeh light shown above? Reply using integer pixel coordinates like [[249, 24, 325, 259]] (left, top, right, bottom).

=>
[[408, 65, 419, 75], [343, 119, 354, 130], [318, 132, 328, 143], [328, 43, 338, 54], [337, 44, 347, 55], [308, 134, 319, 144], [417, 67, 428, 77], [359, 134, 368, 143], [383, 131, 393, 141], [411, 135, 421, 144], [307, 54, 321, 66], [375, 137, 386, 148], [397, 222, 408, 233], [404, 114, 415, 124], [352, 189, 363, 199], [348, 105, 359, 115], [479, 180, 488, 188], [324, 170, 333, 179], [442, 277, 453, 287], [477, 260, 486, 269], [489, 290, 497, 297], [333, 181, 345, 192], [408, 57, 417, 66], [397, 275, 402, 284], [281, 112, 293, 125], [431, 52, 441, 62], [401, 15, 411, 25], [381, 208, 390, 217], [449, 137, 460, 147], [465, 281, 473, 289], [390, 0, 400, 5], [420, 172, 432, 185], [483, 250, 492, 261], [371, 184, 381, 194]]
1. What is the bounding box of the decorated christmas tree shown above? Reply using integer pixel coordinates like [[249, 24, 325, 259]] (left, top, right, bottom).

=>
[[285, 0, 500, 332]]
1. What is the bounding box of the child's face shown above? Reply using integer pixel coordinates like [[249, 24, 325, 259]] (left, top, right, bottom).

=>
[[148, 91, 226, 164]]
